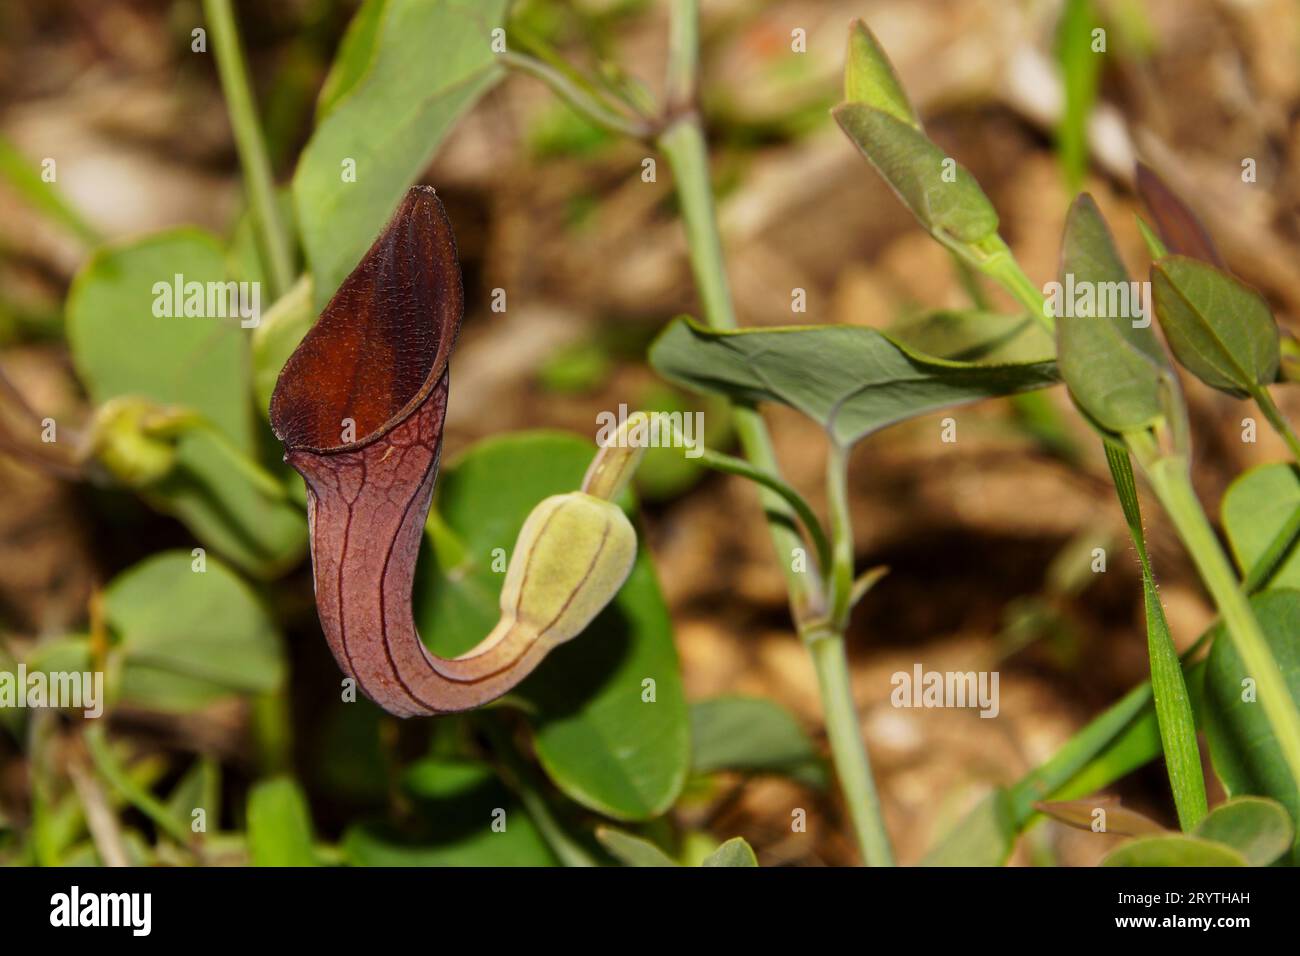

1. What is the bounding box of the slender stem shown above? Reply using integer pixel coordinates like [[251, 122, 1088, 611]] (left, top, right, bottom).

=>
[[665, 0, 699, 110], [1249, 384, 1300, 462], [807, 629, 894, 865], [826, 442, 855, 630], [203, 0, 294, 300], [657, 117, 822, 621], [500, 52, 652, 140], [972, 236, 1053, 332], [1134, 444, 1300, 793], [657, 1, 891, 865]]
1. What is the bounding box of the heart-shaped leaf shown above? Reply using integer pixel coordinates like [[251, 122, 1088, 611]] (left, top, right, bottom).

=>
[[1101, 834, 1246, 867], [690, 696, 826, 789], [1222, 464, 1300, 591], [293, 0, 508, 310], [1055, 194, 1176, 434], [1202, 589, 1300, 858], [66, 230, 306, 577], [834, 104, 999, 247], [416, 432, 689, 820], [649, 317, 1057, 448], [1194, 796, 1293, 866], [1151, 255, 1279, 397]]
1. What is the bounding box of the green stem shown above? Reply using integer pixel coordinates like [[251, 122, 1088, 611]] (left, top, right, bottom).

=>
[[826, 442, 855, 630], [665, 0, 699, 110], [657, 117, 821, 622], [1249, 384, 1300, 462], [203, 0, 294, 300], [807, 629, 894, 866], [973, 236, 1053, 332], [1133, 442, 1300, 794], [499, 52, 652, 140]]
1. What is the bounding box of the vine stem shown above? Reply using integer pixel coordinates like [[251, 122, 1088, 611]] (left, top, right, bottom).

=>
[[1131, 439, 1300, 793], [656, 0, 894, 865], [203, 0, 294, 300], [1249, 384, 1300, 462]]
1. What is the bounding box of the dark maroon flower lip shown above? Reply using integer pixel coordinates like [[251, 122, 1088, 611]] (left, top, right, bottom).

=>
[[270, 185, 464, 456]]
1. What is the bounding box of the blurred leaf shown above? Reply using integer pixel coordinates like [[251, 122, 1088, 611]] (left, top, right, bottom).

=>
[[1135, 163, 1226, 267], [1194, 797, 1293, 866], [596, 826, 679, 867], [690, 696, 826, 789], [1151, 256, 1279, 397], [1202, 589, 1300, 857], [251, 275, 314, 415], [247, 777, 319, 866], [650, 317, 1057, 448], [1222, 464, 1300, 591], [1055, 194, 1175, 434], [345, 759, 556, 866], [104, 550, 285, 710], [921, 788, 1016, 866], [833, 103, 999, 246], [1102, 834, 1246, 867], [0, 134, 99, 244], [416, 432, 689, 820], [1033, 798, 1166, 836], [843, 19, 917, 127], [166, 757, 221, 836], [1055, 0, 1102, 191], [701, 836, 759, 867], [66, 230, 306, 577], [294, 0, 508, 310]]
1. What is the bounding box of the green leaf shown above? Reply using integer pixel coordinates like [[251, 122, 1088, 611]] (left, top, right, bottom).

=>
[[293, 0, 508, 310], [314, 0, 390, 122], [834, 103, 999, 246], [104, 550, 285, 711], [1101, 834, 1247, 867], [166, 757, 221, 835], [701, 836, 759, 867], [888, 309, 1056, 364], [1222, 464, 1300, 591], [416, 432, 689, 820], [1194, 796, 1293, 866], [346, 759, 556, 866], [66, 230, 306, 577], [1055, 193, 1175, 434], [596, 827, 680, 867], [1104, 440, 1207, 829], [690, 696, 826, 789], [649, 317, 1057, 448], [920, 788, 1016, 866], [843, 19, 917, 127], [247, 777, 319, 867], [1151, 256, 1280, 397], [1202, 589, 1300, 856]]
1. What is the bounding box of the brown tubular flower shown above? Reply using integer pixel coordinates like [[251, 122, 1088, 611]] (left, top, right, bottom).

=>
[[270, 186, 586, 716]]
